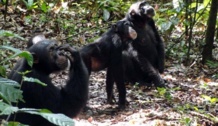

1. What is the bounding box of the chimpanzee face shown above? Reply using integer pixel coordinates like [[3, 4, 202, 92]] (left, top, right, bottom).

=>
[[113, 20, 137, 40], [29, 40, 69, 73], [128, 1, 155, 19], [139, 1, 155, 18]]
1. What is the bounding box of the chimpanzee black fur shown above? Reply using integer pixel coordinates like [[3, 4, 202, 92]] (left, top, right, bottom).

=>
[[80, 20, 137, 108], [8, 34, 47, 80], [106, 1, 165, 106], [7, 40, 89, 126], [119, 1, 165, 86]]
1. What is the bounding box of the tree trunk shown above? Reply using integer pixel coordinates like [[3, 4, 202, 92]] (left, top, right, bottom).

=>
[[201, 0, 218, 64]]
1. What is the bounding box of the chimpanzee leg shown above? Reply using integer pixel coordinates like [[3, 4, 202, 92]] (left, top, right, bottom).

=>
[[110, 50, 126, 108], [106, 68, 115, 104], [137, 55, 165, 87]]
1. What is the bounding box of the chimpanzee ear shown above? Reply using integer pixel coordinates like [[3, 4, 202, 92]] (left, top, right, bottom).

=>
[[31, 53, 39, 64], [111, 24, 118, 32]]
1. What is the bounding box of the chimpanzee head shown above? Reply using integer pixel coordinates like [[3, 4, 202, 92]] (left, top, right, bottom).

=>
[[112, 20, 137, 41], [27, 34, 46, 48], [127, 1, 155, 22], [28, 40, 69, 74]]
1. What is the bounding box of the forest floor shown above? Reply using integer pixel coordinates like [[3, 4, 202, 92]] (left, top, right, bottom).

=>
[[1, 5, 218, 126], [74, 62, 218, 126]]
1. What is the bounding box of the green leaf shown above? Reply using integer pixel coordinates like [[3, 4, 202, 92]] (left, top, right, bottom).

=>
[[0, 101, 19, 115], [27, 0, 34, 7], [0, 77, 23, 104], [103, 9, 110, 21], [0, 45, 21, 53], [23, 109, 75, 126], [202, 95, 211, 101], [157, 87, 166, 96], [41, 2, 48, 13], [210, 98, 218, 104], [0, 46, 33, 67], [18, 51, 33, 67], [160, 22, 172, 31], [0, 30, 24, 40], [0, 65, 6, 77], [23, 77, 47, 86]]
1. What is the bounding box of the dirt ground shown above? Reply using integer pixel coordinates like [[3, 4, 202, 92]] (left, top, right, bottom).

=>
[[53, 63, 218, 126]]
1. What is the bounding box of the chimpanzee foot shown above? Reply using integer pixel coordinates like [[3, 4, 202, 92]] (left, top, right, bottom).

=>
[[83, 106, 94, 116], [107, 95, 116, 104], [118, 104, 126, 110], [154, 78, 166, 88]]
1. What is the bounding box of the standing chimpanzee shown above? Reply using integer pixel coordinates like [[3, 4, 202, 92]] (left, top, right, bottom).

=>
[[7, 39, 89, 126], [106, 1, 165, 106], [80, 20, 137, 109]]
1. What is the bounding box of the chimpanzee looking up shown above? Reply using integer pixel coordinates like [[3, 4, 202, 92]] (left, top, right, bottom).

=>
[[7, 40, 89, 126], [125, 1, 165, 85], [106, 1, 165, 105], [80, 20, 137, 108]]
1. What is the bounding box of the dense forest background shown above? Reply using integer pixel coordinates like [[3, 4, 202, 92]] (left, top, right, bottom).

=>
[[0, 0, 218, 125]]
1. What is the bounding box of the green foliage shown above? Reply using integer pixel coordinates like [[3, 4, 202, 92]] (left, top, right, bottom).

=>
[[22, 0, 38, 10], [156, 87, 172, 101], [0, 30, 75, 125], [0, 30, 24, 40], [201, 95, 218, 105], [180, 117, 192, 126], [24, 110, 75, 126], [155, 0, 211, 62], [0, 77, 23, 104], [80, 0, 132, 21], [206, 60, 218, 68], [0, 64, 75, 126], [40, 2, 50, 13], [0, 46, 33, 68], [23, 76, 47, 86]]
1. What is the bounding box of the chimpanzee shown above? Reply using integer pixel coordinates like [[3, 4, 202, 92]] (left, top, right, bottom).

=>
[[126, 0, 165, 75], [8, 34, 47, 80], [27, 34, 46, 48], [7, 40, 89, 126], [106, 1, 165, 105], [80, 20, 137, 108]]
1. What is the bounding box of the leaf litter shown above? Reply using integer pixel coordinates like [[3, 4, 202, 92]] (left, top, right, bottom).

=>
[[0, 6, 218, 126]]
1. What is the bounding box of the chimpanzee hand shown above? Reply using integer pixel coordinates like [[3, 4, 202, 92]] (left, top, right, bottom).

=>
[[59, 44, 80, 64]]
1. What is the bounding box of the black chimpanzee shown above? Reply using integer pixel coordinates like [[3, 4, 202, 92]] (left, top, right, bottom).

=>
[[106, 1, 165, 106], [80, 20, 137, 108], [7, 39, 89, 126], [8, 34, 47, 80], [126, 0, 165, 74]]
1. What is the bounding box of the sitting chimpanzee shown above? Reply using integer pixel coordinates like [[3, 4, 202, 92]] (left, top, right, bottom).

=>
[[7, 39, 89, 126], [126, 0, 165, 74], [80, 20, 137, 108], [106, 1, 165, 106], [8, 34, 47, 80]]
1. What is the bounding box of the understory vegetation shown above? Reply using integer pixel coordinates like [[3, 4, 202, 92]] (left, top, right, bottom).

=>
[[0, 0, 218, 125]]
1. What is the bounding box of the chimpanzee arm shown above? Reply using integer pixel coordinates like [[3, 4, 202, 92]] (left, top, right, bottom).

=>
[[137, 53, 165, 87], [107, 34, 126, 108], [148, 19, 165, 73], [60, 47, 89, 117]]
